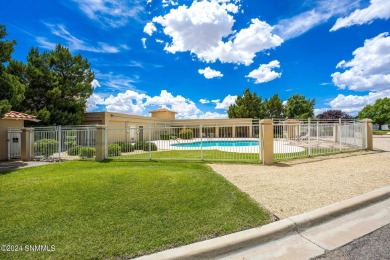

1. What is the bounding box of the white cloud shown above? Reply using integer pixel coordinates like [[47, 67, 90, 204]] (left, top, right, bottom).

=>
[[94, 70, 137, 91], [144, 22, 157, 36], [104, 90, 148, 115], [86, 93, 105, 111], [199, 111, 228, 119], [330, 0, 390, 31], [147, 1, 282, 65], [246, 60, 282, 84], [198, 67, 223, 79], [41, 23, 124, 53], [213, 95, 237, 109], [328, 90, 390, 114], [141, 38, 147, 49], [71, 0, 144, 28], [91, 79, 101, 88], [274, 0, 359, 40], [199, 99, 210, 104], [146, 90, 201, 118], [331, 33, 390, 92]]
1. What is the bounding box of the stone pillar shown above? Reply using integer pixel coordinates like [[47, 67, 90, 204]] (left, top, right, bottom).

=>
[[21, 128, 34, 161], [363, 119, 373, 150], [260, 119, 273, 165], [95, 125, 107, 161]]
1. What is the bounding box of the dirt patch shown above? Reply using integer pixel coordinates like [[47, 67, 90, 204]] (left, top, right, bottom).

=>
[[209, 136, 390, 219]]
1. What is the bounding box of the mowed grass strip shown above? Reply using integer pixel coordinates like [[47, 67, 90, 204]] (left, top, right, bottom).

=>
[[0, 161, 270, 259]]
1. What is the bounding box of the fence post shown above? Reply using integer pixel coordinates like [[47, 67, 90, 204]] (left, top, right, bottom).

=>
[[21, 128, 34, 161], [200, 122, 203, 160], [339, 118, 342, 152], [58, 126, 62, 159], [363, 119, 373, 150], [260, 119, 273, 165], [148, 124, 152, 160], [95, 125, 107, 161], [308, 118, 311, 156]]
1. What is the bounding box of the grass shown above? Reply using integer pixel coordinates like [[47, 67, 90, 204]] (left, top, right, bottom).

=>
[[0, 161, 270, 259], [373, 130, 390, 135], [112, 149, 260, 162]]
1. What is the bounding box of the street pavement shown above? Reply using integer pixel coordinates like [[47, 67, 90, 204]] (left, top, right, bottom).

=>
[[315, 223, 390, 260]]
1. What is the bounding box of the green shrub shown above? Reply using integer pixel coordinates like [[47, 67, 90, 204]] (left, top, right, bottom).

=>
[[108, 144, 121, 156], [160, 133, 175, 140], [67, 146, 83, 156], [79, 147, 96, 158], [34, 138, 59, 157], [114, 141, 134, 152], [134, 141, 158, 151], [178, 129, 193, 139]]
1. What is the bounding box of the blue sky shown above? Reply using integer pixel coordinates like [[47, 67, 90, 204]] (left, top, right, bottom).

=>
[[1, 0, 390, 118]]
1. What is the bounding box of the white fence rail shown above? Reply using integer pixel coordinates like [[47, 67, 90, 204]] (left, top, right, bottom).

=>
[[20, 119, 369, 163]]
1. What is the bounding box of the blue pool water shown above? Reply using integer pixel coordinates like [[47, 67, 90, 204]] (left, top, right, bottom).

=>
[[171, 140, 259, 148]]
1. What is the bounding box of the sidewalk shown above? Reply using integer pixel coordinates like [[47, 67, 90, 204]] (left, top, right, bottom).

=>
[[136, 186, 390, 259]]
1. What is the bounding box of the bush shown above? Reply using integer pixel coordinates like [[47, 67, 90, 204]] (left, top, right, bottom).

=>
[[160, 133, 171, 140], [134, 141, 158, 151], [34, 139, 59, 157], [108, 144, 121, 156], [178, 129, 193, 139], [79, 147, 96, 158], [114, 141, 134, 152], [67, 146, 83, 156]]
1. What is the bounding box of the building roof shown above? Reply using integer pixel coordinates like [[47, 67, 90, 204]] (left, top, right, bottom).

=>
[[149, 107, 177, 114], [2, 111, 37, 120]]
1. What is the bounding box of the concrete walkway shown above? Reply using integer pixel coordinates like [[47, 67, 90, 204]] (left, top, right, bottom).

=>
[[136, 186, 390, 259]]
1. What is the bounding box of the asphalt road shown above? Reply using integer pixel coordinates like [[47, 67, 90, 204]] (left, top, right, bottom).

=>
[[314, 223, 390, 260]]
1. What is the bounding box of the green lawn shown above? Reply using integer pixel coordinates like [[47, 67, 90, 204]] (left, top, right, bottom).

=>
[[112, 149, 260, 162], [0, 161, 270, 259], [373, 130, 390, 135]]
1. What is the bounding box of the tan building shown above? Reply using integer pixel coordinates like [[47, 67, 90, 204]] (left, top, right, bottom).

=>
[[0, 111, 37, 161], [83, 108, 256, 143]]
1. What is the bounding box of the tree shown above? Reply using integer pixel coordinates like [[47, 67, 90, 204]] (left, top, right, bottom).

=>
[[228, 89, 265, 118], [317, 110, 353, 120], [0, 24, 25, 117], [357, 98, 390, 130], [263, 94, 284, 119], [13, 44, 94, 125], [285, 94, 315, 119]]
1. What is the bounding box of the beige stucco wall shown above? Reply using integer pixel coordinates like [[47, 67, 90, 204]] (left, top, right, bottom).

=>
[[83, 112, 256, 142], [151, 111, 176, 120], [0, 119, 24, 161]]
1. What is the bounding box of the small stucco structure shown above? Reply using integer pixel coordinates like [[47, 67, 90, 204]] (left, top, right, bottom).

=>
[[0, 111, 37, 161]]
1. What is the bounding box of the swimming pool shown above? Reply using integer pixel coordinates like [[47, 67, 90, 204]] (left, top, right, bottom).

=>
[[171, 140, 259, 148]]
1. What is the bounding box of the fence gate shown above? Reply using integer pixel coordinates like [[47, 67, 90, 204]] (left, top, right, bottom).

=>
[[7, 128, 22, 160]]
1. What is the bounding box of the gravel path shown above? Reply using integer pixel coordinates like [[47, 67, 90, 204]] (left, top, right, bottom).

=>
[[209, 136, 390, 219]]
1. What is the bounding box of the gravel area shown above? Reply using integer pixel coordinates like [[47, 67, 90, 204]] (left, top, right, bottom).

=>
[[209, 136, 390, 219]]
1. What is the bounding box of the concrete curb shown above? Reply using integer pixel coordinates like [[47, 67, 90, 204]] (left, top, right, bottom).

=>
[[136, 186, 390, 260]]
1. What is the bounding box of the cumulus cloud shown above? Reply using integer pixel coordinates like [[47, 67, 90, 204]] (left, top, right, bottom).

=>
[[145, 1, 282, 65], [104, 90, 148, 115], [246, 60, 282, 84], [198, 67, 223, 79], [146, 90, 202, 118], [141, 38, 147, 49], [198, 111, 228, 119], [87, 93, 105, 111], [213, 95, 237, 109], [144, 22, 157, 36], [331, 33, 390, 92], [91, 79, 101, 88], [328, 90, 390, 114], [199, 99, 210, 104], [330, 0, 390, 31]]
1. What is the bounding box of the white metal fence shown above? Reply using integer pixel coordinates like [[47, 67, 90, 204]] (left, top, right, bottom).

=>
[[273, 119, 366, 160], [21, 119, 368, 163], [33, 126, 96, 161]]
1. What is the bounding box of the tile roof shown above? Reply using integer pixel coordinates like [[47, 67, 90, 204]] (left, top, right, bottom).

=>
[[149, 107, 177, 114], [2, 111, 37, 120]]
